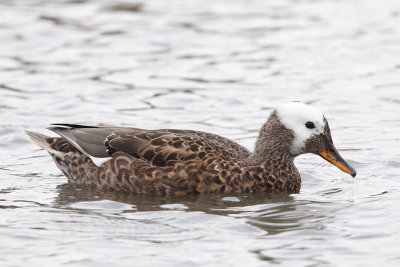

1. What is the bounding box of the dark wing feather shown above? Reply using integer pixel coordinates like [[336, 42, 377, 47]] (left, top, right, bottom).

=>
[[107, 137, 149, 156], [48, 126, 111, 157], [48, 124, 251, 166]]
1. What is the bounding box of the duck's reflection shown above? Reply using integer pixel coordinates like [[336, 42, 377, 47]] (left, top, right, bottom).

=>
[[55, 183, 327, 236]]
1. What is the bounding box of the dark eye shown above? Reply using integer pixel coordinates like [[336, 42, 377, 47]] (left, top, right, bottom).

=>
[[305, 121, 315, 129]]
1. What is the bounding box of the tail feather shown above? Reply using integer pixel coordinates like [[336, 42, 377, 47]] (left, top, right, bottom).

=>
[[25, 130, 101, 185], [25, 130, 53, 151], [25, 130, 107, 166]]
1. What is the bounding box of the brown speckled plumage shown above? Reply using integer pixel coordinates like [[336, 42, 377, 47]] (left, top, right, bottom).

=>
[[26, 107, 355, 195]]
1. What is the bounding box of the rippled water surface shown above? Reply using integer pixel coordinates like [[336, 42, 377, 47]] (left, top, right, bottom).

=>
[[1, 0, 400, 266]]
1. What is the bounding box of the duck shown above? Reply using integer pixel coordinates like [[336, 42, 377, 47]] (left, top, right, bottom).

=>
[[25, 102, 356, 195]]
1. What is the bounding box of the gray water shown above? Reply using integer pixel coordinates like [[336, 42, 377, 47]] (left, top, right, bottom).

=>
[[1, 0, 400, 266]]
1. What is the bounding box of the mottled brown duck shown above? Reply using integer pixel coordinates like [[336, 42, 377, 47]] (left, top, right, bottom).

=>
[[26, 102, 356, 195]]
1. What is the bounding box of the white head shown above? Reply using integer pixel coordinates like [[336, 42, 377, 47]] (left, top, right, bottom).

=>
[[257, 102, 356, 177], [276, 102, 327, 156]]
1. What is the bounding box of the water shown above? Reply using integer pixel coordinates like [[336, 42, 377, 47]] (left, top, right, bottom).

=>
[[1, 0, 400, 266]]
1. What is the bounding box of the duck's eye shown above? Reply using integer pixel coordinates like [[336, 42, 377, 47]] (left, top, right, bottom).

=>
[[305, 121, 315, 129]]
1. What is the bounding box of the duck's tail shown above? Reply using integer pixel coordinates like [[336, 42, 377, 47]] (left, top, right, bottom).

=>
[[25, 130, 100, 186], [25, 131, 53, 151], [26, 129, 85, 157]]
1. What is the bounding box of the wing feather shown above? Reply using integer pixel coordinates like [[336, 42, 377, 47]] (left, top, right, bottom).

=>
[[48, 125, 251, 167]]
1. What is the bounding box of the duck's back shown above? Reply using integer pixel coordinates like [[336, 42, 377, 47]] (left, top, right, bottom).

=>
[[49, 124, 251, 167]]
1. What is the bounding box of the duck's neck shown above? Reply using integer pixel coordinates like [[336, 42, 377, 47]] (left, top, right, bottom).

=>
[[248, 111, 295, 167], [242, 112, 301, 192]]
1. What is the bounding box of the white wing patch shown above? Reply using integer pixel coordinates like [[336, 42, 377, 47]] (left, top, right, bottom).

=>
[[91, 156, 111, 166]]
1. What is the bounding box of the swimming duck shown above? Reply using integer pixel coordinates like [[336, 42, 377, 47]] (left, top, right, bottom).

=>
[[26, 102, 356, 195]]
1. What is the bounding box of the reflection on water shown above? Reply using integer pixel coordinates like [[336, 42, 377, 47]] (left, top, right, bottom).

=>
[[54, 182, 348, 240], [55, 183, 295, 213], [1, 0, 400, 266]]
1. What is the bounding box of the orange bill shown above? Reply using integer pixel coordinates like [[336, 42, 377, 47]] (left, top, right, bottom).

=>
[[317, 144, 357, 177]]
